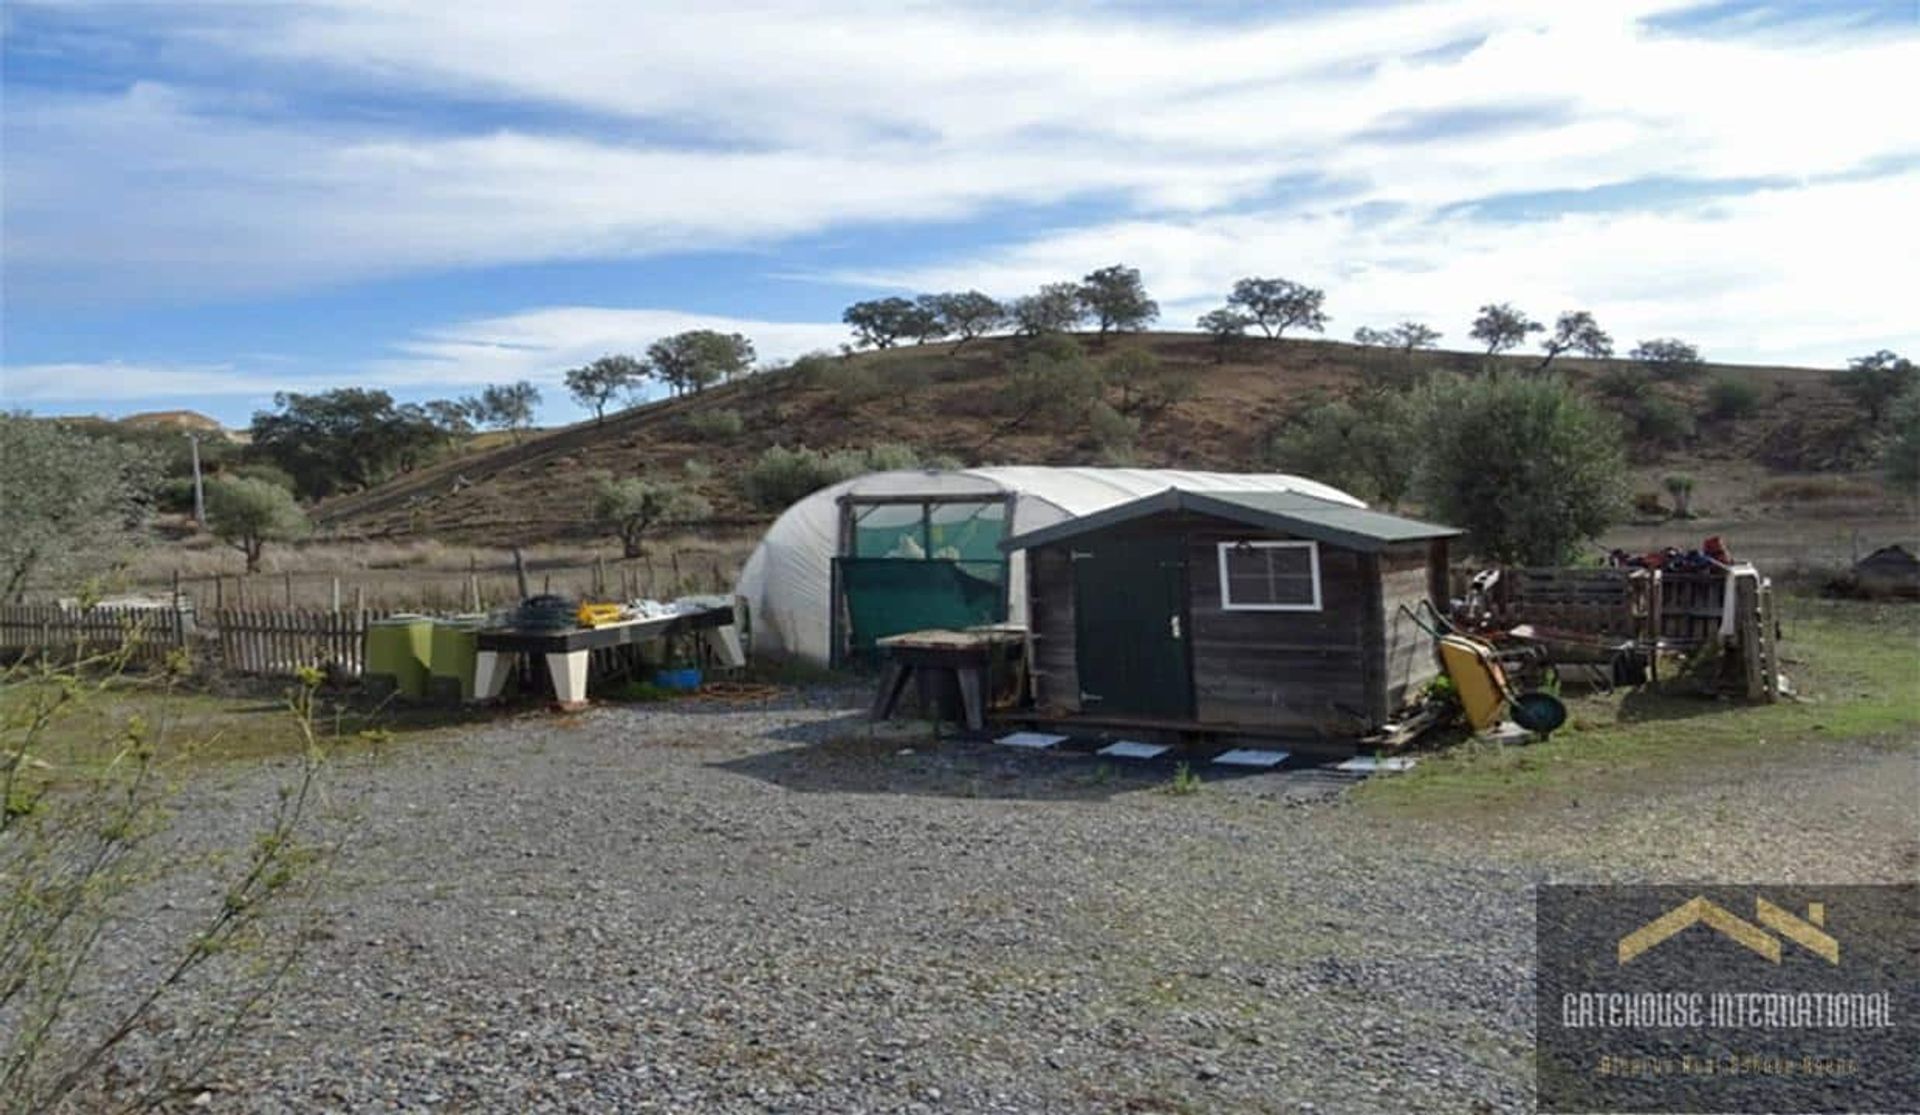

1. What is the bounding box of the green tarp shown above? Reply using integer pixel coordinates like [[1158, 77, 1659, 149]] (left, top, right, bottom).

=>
[[837, 558, 1006, 662]]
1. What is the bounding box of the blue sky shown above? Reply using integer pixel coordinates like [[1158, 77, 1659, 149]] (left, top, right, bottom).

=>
[[3, 0, 1916, 427]]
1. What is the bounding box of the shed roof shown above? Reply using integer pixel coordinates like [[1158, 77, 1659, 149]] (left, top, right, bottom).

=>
[[1000, 488, 1462, 554]]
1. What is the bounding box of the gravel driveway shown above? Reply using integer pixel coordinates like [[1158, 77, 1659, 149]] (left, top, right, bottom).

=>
[[96, 688, 1920, 1113]]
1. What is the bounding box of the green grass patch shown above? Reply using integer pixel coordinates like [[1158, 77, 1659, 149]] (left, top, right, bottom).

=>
[[1, 672, 488, 773], [1357, 597, 1920, 814]]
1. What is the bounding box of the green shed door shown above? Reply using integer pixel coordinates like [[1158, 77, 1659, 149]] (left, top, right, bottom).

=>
[[1070, 536, 1192, 719]]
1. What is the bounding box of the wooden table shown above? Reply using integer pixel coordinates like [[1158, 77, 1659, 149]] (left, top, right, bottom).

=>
[[871, 627, 1028, 732], [474, 604, 740, 708]]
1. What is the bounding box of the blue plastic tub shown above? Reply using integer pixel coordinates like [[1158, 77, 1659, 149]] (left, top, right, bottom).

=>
[[653, 667, 703, 692]]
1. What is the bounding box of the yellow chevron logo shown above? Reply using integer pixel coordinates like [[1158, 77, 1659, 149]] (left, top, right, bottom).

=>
[[1618, 896, 1838, 965]]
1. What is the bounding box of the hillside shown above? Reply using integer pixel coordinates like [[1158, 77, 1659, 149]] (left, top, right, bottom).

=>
[[313, 332, 1904, 556]]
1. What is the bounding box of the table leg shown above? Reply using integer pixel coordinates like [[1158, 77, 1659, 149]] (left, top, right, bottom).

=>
[[473, 651, 516, 701], [703, 625, 746, 668], [546, 650, 591, 709], [871, 661, 911, 721], [956, 666, 986, 732]]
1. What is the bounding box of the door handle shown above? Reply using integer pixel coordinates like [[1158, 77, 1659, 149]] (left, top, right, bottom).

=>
[[1169, 614, 1182, 640]]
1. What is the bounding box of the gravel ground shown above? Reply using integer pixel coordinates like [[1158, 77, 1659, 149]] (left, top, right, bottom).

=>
[[77, 688, 1920, 1113]]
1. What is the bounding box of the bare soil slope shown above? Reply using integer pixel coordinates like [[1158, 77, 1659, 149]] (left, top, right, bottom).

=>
[[314, 333, 1898, 549]]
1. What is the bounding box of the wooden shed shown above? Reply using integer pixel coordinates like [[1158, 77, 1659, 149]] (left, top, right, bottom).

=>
[[1001, 488, 1461, 743]]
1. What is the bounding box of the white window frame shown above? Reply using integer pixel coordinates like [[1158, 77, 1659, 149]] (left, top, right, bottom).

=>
[[1217, 540, 1322, 612]]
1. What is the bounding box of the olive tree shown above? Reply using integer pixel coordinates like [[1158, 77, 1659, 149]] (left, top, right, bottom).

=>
[[1536, 310, 1613, 371], [471, 381, 542, 443], [1354, 321, 1442, 354], [206, 475, 309, 573], [591, 475, 712, 558], [1834, 350, 1916, 426], [923, 290, 1005, 348], [564, 355, 647, 422], [0, 416, 157, 601], [1222, 277, 1327, 338], [1468, 302, 1543, 356], [1010, 283, 1090, 336], [1078, 264, 1159, 335], [1412, 373, 1627, 564], [648, 331, 756, 395], [1629, 338, 1703, 380], [842, 297, 923, 349], [1196, 308, 1252, 364]]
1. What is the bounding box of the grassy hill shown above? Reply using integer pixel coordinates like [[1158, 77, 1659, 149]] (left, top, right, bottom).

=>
[[312, 332, 1906, 564]]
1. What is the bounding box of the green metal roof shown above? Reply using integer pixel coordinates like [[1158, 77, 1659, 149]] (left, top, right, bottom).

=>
[[999, 488, 1462, 554]]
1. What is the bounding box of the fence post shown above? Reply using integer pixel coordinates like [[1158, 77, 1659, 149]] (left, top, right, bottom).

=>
[[332, 576, 342, 615]]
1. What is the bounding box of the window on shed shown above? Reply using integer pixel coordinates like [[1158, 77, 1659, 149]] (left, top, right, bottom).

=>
[[1218, 540, 1321, 611]]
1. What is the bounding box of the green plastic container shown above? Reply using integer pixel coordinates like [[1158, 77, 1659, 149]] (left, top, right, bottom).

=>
[[427, 615, 485, 703], [365, 615, 433, 698]]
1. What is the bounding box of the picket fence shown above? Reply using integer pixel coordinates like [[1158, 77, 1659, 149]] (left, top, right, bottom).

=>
[[213, 609, 388, 677], [0, 604, 386, 679], [0, 605, 190, 667]]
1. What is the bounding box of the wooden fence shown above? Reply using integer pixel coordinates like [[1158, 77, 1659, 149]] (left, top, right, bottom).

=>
[[213, 609, 385, 677], [0, 605, 190, 666], [0, 605, 382, 679]]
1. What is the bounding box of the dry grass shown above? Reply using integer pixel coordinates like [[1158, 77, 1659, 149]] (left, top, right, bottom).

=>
[[1754, 475, 1883, 504]]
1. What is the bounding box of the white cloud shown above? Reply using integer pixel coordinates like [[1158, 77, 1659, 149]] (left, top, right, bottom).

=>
[[371, 307, 849, 394], [0, 360, 308, 402], [4, 0, 1919, 390], [7, 0, 1915, 304], [856, 170, 1920, 368]]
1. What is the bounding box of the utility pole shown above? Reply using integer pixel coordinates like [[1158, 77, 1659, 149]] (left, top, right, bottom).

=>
[[187, 432, 207, 529]]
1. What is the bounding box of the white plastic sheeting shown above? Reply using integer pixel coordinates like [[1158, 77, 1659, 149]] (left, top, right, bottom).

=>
[[733, 467, 1362, 665]]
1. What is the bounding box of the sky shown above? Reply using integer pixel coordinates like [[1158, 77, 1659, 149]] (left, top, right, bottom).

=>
[[3, 0, 1917, 428]]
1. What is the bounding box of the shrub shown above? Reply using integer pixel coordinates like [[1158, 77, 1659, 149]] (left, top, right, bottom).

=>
[[1265, 392, 1418, 508], [1662, 473, 1696, 518], [1412, 373, 1626, 564], [157, 475, 199, 514], [1704, 375, 1763, 420], [1593, 366, 1647, 401], [742, 444, 944, 510], [229, 462, 299, 491], [813, 361, 887, 404], [860, 443, 928, 473], [999, 334, 1103, 427], [1632, 396, 1695, 449], [787, 351, 840, 384], [1084, 400, 1139, 454], [683, 408, 745, 439], [1887, 388, 1920, 493], [1, 416, 158, 601]]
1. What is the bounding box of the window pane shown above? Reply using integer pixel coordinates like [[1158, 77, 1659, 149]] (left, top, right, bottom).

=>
[[1263, 547, 1312, 578], [928, 501, 1006, 561], [1223, 544, 1315, 607], [853, 503, 927, 558]]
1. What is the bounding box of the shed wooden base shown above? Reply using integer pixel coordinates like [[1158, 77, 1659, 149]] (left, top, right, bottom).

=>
[[990, 709, 1370, 758]]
